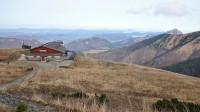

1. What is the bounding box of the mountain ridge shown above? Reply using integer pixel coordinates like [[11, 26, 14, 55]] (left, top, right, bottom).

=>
[[0, 37, 43, 48], [165, 28, 183, 35], [88, 30, 200, 75], [65, 37, 111, 51]]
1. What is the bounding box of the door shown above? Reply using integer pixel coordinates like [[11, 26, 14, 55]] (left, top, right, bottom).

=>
[[42, 57, 45, 61], [41, 57, 45, 62]]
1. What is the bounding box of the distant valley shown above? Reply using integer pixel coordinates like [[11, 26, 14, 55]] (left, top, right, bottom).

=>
[[0, 28, 160, 49], [0, 29, 161, 43], [65, 35, 154, 51]]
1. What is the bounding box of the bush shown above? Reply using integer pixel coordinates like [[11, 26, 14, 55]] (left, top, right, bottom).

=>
[[52, 91, 88, 99], [16, 103, 28, 112], [68, 91, 88, 98], [95, 93, 109, 104], [27, 67, 33, 71], [52, 92, 66, 98], [153, 98, 200, 112]]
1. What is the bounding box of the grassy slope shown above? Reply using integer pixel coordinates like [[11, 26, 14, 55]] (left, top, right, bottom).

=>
[[0, 48, 29, 62], [0, 48, 36, 85], [163, 57, 200, 77], [4, 56, 200, 111], [0, 63, 32, 85]]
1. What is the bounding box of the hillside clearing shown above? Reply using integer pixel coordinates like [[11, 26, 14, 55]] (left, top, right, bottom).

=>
[[4, 56, 200, 111]]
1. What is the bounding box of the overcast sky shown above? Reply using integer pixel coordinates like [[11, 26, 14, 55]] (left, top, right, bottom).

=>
[[0, 0, 200, 33]]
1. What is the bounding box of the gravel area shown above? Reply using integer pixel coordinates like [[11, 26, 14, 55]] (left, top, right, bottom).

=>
[[0, 94, 60, 112], [37, 60, 72, 68]]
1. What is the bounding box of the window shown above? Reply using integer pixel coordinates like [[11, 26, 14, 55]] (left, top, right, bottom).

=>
[[40, 50, 46, 52]]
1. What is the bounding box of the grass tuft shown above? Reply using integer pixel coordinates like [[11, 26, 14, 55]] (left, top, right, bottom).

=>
[[16, 103, 28, 112]]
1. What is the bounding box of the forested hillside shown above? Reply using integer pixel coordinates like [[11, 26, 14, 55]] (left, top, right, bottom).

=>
[[163, 57, 200, 77]]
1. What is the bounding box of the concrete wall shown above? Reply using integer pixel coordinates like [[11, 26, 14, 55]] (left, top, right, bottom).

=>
[[27, 56, 40, 61]]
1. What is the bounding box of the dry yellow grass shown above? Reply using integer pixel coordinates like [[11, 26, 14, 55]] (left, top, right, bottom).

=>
[[4, 56, 200, 111], [0, 48, 36, 85], [83, 50, 108, 56], [0, 48, 28, 62], [0, 103, 13, 112], [0, 62, 35, 85]]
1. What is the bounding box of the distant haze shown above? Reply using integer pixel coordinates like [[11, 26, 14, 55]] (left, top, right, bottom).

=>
[[0, 0, 200, 33]]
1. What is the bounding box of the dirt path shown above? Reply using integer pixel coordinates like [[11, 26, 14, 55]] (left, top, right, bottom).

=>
[[0, 60, 73, 111], [0, 68, 39, 90], [0, 68, 60, 112], [37, 60, 72, 68]]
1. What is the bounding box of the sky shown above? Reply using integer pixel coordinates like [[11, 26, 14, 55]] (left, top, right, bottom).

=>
[[0, 0, 200, 33]]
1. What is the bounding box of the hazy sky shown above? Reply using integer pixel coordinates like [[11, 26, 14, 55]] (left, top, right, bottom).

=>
[[0, 0, 200, 33]]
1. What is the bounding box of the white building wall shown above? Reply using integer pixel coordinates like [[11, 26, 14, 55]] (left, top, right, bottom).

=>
[[27, 56, 40, 61]]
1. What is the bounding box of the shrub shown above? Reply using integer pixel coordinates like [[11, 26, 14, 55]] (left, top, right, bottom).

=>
[[95, 93, 109, 104], [68, 91, 88, 98], [52, 91, 88, 99], [16, 103, 28, 112], [52, 92, 66, 98], [153, 98, 200, 112], [27, 67, 33, 71]]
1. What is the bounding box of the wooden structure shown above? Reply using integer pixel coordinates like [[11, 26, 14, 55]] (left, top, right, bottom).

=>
[[27, 41, 68, 62]]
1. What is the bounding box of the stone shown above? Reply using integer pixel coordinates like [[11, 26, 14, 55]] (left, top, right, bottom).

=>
[[18, 54, 27, 61]]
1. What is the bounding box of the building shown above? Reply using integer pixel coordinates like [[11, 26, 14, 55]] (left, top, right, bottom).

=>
[[27, 41, 68, 62], [22, 42, 31, 49]]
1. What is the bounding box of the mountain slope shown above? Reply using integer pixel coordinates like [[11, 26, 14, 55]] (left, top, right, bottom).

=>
[[65, 37, 111, 51], [145, 31, 200, 67], [65, 35, 153, 51], [109, 35, 153, 49], [163, 57, 200, 77], [89, 31, 200, 68], [94, 33, 133, 42], [89, 34, 171, 64]]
